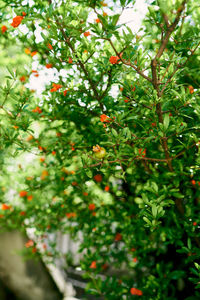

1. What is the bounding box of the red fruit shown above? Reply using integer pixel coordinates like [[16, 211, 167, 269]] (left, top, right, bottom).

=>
[[1, 204, 11, 210], [32, 247, 37, 253], [1, 25, 8, 33], [188, 85, 194, 94], [25, 240, 34, 248], [31, 51, 37, 57], [191, 180, 196, 185], [20, 211, 26, 216], [50, 83, 62, 92], [46, 63, 53, 68], [89, 203, 96, 211], [20, 76, 26, 82], [100, 114, 110, 122], [47, 43, 53, 50], [19, 190, 28, 197], [133, 257, 138, 263], [84, 31, 90, 37], [94, 174, 102, 182], [115, 233, 122, 241], [63, 90, 68, 96], [193, 222, 197, 226], [131, 247, 136, 252], [90, 261, 96, 269], [11, 16, 24, 28], [66, 212, 76, 218], [139, 148, 146, 157], [32, 106, 42, 113], [109, 56, 120, 64], [104, 185, 109, 191], [130, 288, 143, 296], [132, 86, 136, 92]]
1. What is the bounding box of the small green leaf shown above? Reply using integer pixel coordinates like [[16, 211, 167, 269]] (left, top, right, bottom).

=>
[[163, 114, 169, 130], [187, 238, 191, 250], [111, 128, 118, 137], [152, 182, 158, 193], [152, 204, 157, 218], [85, 169, 93, 178], [143, 217, 151, 225]]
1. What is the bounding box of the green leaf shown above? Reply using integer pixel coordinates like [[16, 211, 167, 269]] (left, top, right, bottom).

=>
[[111, 128, 118, 137], [163, 114, 169, 130], [187, 238, 191, 250], [85, 169, 93, 178], [112, 14, 120, 26], [120, 0, 126, 6], [194, 263, 200, 270], [152, 204, 157, 218], [152, 182, 158, 193], [6, 66, 14, 77], [143, 216, 151, 225]]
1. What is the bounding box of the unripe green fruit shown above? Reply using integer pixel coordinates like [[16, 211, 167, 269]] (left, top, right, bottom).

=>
[[94, 147, 106, 159]]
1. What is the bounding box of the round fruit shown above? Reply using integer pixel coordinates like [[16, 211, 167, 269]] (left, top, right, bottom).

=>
[[94, 147, 106, 159]]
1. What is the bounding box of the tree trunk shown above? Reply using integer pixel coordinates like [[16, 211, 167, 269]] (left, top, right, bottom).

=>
[[0, 230, 63, 300]]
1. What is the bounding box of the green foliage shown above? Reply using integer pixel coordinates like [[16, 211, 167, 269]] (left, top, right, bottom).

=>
[[0, 0, 200, 299]]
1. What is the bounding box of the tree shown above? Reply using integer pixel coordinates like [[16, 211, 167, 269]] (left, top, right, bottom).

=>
[[0, 0, 200, 299]]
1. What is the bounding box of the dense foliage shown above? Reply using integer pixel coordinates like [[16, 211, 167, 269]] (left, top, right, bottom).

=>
[[0, 0, 200, 299]]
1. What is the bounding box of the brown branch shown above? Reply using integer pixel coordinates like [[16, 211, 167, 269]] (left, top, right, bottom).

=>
[[56, 19, 106, 113], [108, 39, 152, 82], [99, 68, 113, 100], [151, 1, 187, 93], [160, 51, 176, 82], [136, 156, 168, 162], [156, 1, 187, 61], [173, 142, 197, 159], [162, 14, 170, 28], [83, 51, 95, 64], [160, 41, 200, 95], [150, 1, 187, 172], [124, 94, 152, 110], [83, 155, 170, 169]]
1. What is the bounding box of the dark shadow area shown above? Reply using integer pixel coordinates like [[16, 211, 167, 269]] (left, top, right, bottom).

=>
[[0, 279, 21, 300]]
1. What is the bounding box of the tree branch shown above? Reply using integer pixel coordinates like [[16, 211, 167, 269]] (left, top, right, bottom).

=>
[[56, 19, 106, 113]]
